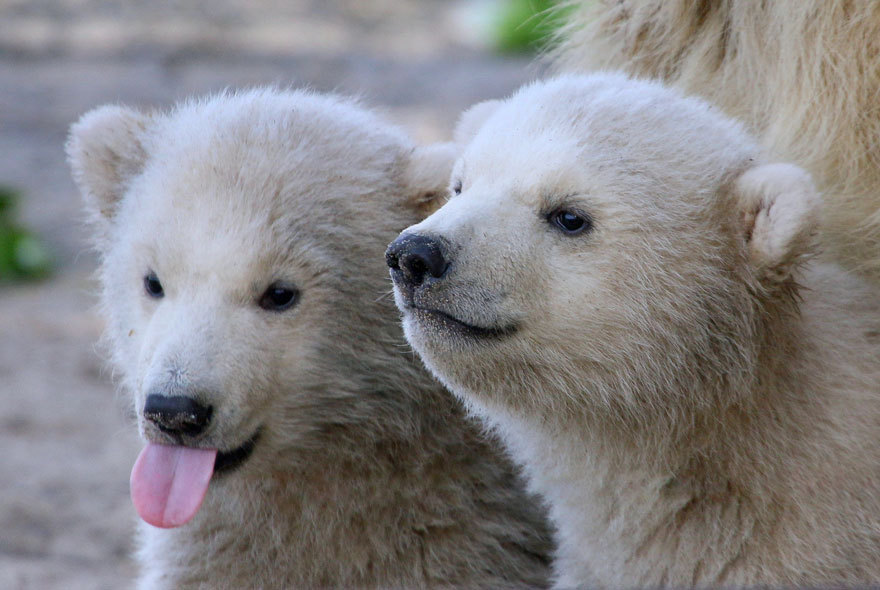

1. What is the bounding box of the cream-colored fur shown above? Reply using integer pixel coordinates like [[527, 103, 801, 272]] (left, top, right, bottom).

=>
[[390, 74, 880, 588], [553, 0, 880, 285], [67, 89, 553, 589]]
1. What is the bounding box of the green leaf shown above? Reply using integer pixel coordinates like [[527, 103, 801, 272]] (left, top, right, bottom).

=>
[[492, 0, 572, 54], [0, 186, 53, 282], [12, 233, 52, 278]]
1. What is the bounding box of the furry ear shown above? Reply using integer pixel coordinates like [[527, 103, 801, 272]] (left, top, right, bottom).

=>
[[66, 105, 152, 228], [454, 100, 502, 146], [733, 163, 820, 283], [400, 143, 457, 215]]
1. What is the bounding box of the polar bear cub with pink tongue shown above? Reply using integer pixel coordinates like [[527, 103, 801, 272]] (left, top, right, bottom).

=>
[[68, 89, 553, 589]]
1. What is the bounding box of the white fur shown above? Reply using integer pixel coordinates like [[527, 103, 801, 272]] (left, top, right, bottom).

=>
[[393, 74, 880, 588], [68, 88, 553, 589]]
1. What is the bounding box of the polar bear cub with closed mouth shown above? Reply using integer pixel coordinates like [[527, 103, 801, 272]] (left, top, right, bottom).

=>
[[67, 89, 553, 589], [387, 74, 880, 588]]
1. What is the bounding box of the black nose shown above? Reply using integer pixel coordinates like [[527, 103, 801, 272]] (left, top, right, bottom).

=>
[[143, 394, 213, 436], [386, 233, 449, 288]]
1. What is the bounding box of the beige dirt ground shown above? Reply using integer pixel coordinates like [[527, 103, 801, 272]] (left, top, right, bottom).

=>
[[0, 2, 537, 587]]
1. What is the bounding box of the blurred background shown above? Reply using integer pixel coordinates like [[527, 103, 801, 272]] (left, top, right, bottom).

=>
[[0, 1, 566, 587]]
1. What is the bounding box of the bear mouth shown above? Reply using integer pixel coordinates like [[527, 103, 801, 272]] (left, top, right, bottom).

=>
[[130, 428, 263, 529], [408, 306, 517, 339], [213, 429, 261, 475]]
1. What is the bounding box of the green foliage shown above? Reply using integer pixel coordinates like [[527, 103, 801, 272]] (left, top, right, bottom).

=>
[[0, 186, 52, 283], [492, 0, 573, 54]]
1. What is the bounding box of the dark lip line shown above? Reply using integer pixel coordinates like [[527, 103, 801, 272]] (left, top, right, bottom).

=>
[[408, 305, 518, 339], [213, 429, 261, 475]]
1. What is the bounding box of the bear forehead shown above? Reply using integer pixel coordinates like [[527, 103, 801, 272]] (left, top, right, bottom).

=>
[[464, 74, 757, 197], [122, 90, 407, 236], [142, 89, 408, 197], [109, 91, 410, 283], [119, 164, 380, 284]]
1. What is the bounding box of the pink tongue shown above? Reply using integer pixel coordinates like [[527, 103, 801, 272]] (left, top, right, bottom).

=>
[[130, 443, 217, 528]]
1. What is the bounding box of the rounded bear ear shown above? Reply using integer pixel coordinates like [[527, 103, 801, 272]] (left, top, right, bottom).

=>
[[66, 104, 152, 230], [400, 142, 457, 215], [454, 100, 502, 146], [733, 163, 821, 284]]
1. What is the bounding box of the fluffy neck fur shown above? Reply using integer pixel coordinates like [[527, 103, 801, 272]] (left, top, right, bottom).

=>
[[479, 262, 880, 588], [137, 370, 551, 589]]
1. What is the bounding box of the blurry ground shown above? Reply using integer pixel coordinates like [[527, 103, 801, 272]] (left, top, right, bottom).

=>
[[0, 2, 537, 587]]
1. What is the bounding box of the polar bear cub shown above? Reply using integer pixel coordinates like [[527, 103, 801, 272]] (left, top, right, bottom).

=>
[[68, 89, 552, 589], [387, 74, 880, 588]]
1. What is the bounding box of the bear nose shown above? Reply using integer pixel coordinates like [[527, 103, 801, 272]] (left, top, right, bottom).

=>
[[386, 233, 448, 289], [143, 394, 213, 437]]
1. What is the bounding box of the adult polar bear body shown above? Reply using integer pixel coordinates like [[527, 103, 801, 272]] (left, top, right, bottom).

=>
[[388, 74, 880, 588], [67, 89, 552, 589]]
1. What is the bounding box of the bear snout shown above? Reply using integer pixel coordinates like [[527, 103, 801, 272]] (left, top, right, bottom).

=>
[[143, 394, 213, 437], [385, 233, 449, 292]]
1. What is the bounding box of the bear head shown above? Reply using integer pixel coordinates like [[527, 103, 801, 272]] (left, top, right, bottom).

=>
[[67, 89, 454, 526], [387, 74, 820, 433]]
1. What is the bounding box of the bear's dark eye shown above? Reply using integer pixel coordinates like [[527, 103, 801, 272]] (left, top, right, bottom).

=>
[[549, 209, 592, 235], [144, 272, 164, 298], [258, 282, 300, 312], [452, 179, 462, 196]]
